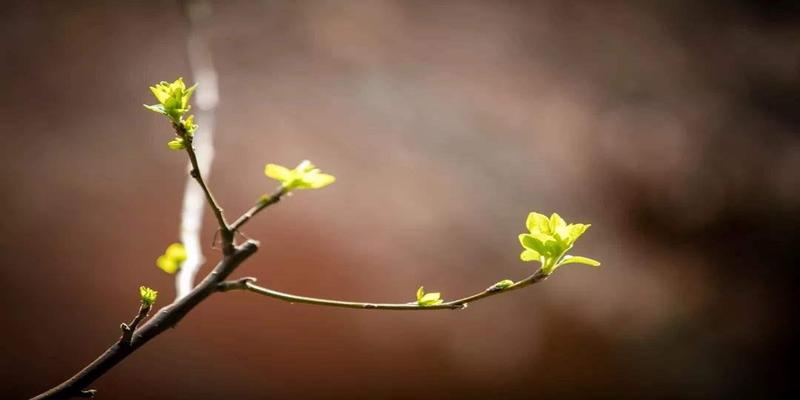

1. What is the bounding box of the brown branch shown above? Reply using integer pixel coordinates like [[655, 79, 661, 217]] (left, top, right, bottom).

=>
[[219, 270, 549, 311], [230, 186, 287, 232], [31, 240, 259, 400], [179, 125, 234, 255], [119, 303, 151, 346]]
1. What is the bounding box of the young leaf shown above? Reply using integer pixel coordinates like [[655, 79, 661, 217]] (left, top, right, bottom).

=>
[[145, 78, 197, 123], [165, 243, 188, 263], [156, 255, 179, 274], [488, 279, 515, 291], [416, 287, 444, 306], [549, 213, 566, 232], [526, 212, 550, 233], [520, 249, 540, 262], [519, 234, 546, 255], [139, 286, 158, 306], [303, 171, 336, 189], [155, 242, 187, 274], [264, 160, 336, 191], [167, 138, 185, 150], [567, 224, 590, 244], [182, 115, 197, 135], [265, 164, 291, 181], [558, 255, 601, 267], [518, 212, 600, 276], [143, 104, 166, 115]]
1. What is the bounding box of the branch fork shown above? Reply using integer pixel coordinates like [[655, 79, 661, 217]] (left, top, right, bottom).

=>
[[119, 304, 151, 346]]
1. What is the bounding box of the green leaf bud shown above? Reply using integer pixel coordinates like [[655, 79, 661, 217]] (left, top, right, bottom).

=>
[[167, 137, 185, 150], [415, 286, 444, 306], [139, 286, 158, 306]]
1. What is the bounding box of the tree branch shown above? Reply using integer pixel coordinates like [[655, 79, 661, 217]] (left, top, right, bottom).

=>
[[180, 130, 233, 253], [230, 186, 287, 232], [31, 240, 259, 400], [218, 269, 548, 311], [119, 303, 151, 346]]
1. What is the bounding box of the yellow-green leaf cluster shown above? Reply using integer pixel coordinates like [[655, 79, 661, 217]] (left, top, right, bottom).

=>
[[416, 286, 443, 306], [265, 160, 336, 191], [518, 212, 600, 275], [139, 286, 158, 306], [144, 78, 196, 121], [143, 78, 198, 148], [156, 242, 188, 274]]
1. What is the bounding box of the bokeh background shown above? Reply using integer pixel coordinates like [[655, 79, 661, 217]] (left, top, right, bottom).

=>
[[2, 1, 799, 398]]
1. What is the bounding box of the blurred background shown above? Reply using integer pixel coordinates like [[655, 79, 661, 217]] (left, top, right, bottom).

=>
[[1, 1, 799, 398]]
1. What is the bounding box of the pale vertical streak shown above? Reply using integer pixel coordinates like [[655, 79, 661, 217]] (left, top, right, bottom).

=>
[[176, 0, 219, 300]]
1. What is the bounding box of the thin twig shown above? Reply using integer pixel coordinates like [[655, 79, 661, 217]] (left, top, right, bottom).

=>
[[218, 270, 548, 311], [230, 186, 287, 232], [177, 123, 234, 255], [119, 304, 151, 346], [182, 135, 230, 238]]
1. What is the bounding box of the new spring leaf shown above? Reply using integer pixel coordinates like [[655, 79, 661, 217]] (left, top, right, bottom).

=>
[[488, 279, 515, 291], [144, 78, 199, 148], [416, 286, 443, 306], [265, 160, 336, 191], [518, 212, 600, 275], [156, 242, 188, 274], [139, 286, 158, 306], [144, 78, 196, 121]]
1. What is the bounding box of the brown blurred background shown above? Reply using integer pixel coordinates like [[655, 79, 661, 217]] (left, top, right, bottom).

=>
[[2, 0, 799, 398]]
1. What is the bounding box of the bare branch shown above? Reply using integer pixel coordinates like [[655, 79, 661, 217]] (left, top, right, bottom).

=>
[[220, 269, 548, 311], [230, 186, 287, 232]]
